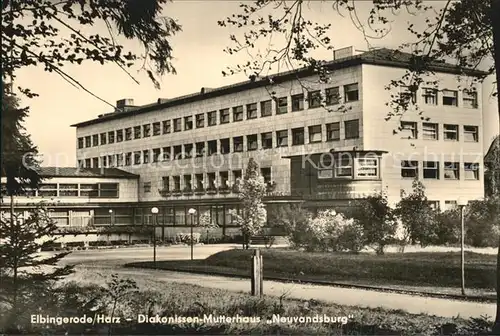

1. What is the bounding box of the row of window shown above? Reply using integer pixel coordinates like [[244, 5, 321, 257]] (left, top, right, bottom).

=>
[[402, 86, 478, 108], [153, 168, 272, 194], [77, 83, 361, 149], [400, 161, 480, 180], [77, 121, 361, 168], [400, 122, 479, 142], [0, 183, 120, 198]]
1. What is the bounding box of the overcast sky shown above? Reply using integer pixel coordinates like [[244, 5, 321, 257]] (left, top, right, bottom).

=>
[[15, 1, 499, 167]]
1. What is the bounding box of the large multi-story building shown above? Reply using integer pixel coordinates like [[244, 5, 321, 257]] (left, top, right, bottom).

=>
[[1, 47, 487, 243]]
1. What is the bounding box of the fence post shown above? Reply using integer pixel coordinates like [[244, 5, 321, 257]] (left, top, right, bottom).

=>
[[251, 248, 263, 296]]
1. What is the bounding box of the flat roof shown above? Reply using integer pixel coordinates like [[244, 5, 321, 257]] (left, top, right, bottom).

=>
[[36, 167, 139, 179], [71, 48, 488, 128]]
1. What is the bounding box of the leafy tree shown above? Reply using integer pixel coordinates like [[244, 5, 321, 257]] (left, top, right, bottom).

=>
[[2, 0, 181, 101], [198, 210, 219, 243], [0, 203, 73, 332], [351, 192, 397, 255], [394, 179, 439, 247], [231, 158, 267, 249], [485, 137, 500, 198]]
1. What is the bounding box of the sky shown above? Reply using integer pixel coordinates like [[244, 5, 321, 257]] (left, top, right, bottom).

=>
[[15, 0, 499, 167]]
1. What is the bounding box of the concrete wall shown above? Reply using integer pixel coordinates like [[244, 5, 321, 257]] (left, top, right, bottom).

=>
[[362, 64, 484, 207]]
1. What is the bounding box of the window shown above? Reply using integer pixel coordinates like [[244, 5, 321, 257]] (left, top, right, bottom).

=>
[[162, 177, 170, 191], [276, 130, 288, 147], [124, 128, 132, 141], [232, 170, 242, 185], [92, 157, 99, 168], [59, 183, 78, 197], [344, 83, 359, 102], [100, 133, 107, 145], [173, 176, 181, 192], [153, 122, 161, 136], [423, 88, 438, 105], [464, 162, 479, 180], [92, 134, 99, 146], [207, 111, 217, 126], [219, 171, 229, 189], [184, 116, 193, 130], [247, 134, 258, 151], [276, 97, 288, 114], [246, 103, 257, 119], [261, 132, 273, 149], [207, 140, 217, 156], [173, 145, 182, 160], [134, 151, 141, 165], [464, 125, 479, 142], [143, 124, 151, 137], [442, 89, 458, 106], [195, 113, 205, 128], [326, 122, 340, 141], [463, 89, 478, 108], [335, 156, 353, 177], [183, 175, 192, 191], [233, 106, 244, 121], [220, 138, 230, 154], [422, 123, 438, 140], [325, 87, 340, 105], [107, 155, 114, 167], [401, 160, 418, 178], [292, 127, 305, 145], [356, 158, 378, 177], [39, 183, 58, 197], [220, 108, 230, 124], [291, 94, 304, 112], [308, 90, 322, 108], [205, 173, 216, 190], [84, 158, 91, 168], [78, 138, 84, 149], [143, 182, 151, 193], [173, 118, 182, 132], [423, 161, 439, 179], [427, 201, 440, 211], [162, 147, 171, 161], [143, 150, 150, 164], [116, 129, 123, 142], [101, 156, 108, 168], [444, 200, 457, 211], [309, 125, 322, 143], [184, 144, 193, 158], [116, 153, 123, 167], [85, 136, 91, 147], [261, 100, 272, 117], [444, 124, 459, 141], [233, 136, 243, 152], [400, 121, 417, 139], [162, 120, 171, 134], [195, 174, 204, 190], [125, 152, 132, 166], [345, 119, 360, 139], [133, 126, 141, 139], [195, 142, 205, 157], [153, 148, 161, 162], [444, 162, 459, 180], [261, 167, 271, 184], [400, 86, 417, 104]]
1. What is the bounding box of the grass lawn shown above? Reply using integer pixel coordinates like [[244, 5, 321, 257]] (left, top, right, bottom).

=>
[[48, 266, 489, 335], [127, 249, 496, 299]]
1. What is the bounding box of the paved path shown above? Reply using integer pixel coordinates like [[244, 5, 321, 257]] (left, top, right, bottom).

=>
[[60, 245, 496, 321]]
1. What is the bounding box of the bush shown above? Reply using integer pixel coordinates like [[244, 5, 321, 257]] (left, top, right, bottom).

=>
[[175, 232, 201, 244]]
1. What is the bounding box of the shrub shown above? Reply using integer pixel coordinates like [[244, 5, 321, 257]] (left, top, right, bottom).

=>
[[336, 220, 365, 253], [175, 232, 201, 244]]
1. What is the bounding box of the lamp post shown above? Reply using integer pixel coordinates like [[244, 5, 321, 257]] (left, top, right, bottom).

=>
[[151, 207, 159, 268], [109, 209, 113, 225], [457, 197, 468, 296], [188, 208, 197, 260]]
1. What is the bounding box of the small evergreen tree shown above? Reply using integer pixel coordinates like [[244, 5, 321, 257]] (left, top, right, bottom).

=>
[[231, 158, 267, 249], [394, 179, 439, 247]]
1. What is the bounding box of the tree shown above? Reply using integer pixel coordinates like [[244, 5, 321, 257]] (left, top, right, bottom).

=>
[[221, 0, 500, 327], [350, 192, 397, 255], [231, 158, 267, 249], [2, 0, 181, 102], [198, 211, 219, 243], [394, 179, 439, 247]]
